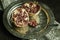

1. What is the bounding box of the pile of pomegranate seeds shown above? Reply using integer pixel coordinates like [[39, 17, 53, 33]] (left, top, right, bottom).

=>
[[28, 19, 37, 27]]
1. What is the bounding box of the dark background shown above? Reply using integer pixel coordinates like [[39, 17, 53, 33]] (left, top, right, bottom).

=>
[[0, 0, 60, 40]]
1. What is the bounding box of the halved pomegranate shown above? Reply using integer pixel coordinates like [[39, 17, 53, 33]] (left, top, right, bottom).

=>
[[12, 8, 29, 27]]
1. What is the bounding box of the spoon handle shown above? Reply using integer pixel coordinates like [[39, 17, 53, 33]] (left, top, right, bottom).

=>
[[48, 24, 58, 26]]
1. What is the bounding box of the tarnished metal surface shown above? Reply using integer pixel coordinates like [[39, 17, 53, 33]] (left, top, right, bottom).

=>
[[46, 21, 60, 40], [31, 21, 60, 40], [1, 0, 18, 9]]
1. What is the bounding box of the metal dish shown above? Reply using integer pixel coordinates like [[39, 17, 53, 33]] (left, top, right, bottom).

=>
[[3, 0, 55, 39]]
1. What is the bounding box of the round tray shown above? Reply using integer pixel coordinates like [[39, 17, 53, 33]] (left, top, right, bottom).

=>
[[3, 1, 55, 39]]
